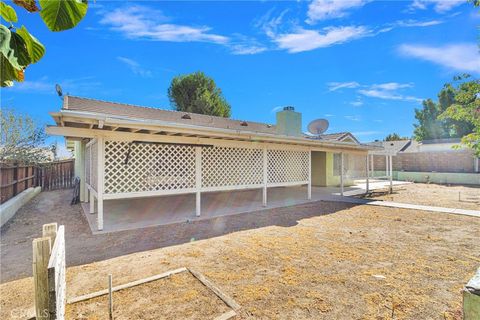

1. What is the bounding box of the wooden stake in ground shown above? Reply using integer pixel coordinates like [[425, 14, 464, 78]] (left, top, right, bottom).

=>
[[108, 274, 113, 320], [33, 237, 52, 320]]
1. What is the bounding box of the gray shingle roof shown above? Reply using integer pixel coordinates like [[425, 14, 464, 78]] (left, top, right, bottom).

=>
[[64, 96, 277, 134]]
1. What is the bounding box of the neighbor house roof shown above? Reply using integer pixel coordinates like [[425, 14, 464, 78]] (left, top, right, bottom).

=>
[[367, 140, 411, 155], [313, 132, 360, 144], [48, 96, 379, 153]]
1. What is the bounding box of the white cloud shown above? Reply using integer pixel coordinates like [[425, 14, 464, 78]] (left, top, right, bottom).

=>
[[393, 19, 444, 27], [371, 82, 413, 90], [409, 0, 465, 13], [327, 80, 422, 102], [8, 76, 102, 95], [327, 81, 360, 91], [274, 26, 371, 53], [9, 77, 52, 93], [398, 43, 480, 74], [350, 100, 363, 107], [352, 130, 381, 136], [228, 34, 268, 55], [358, 89, 422, 102], [345, 115, 361, 121], [117, 57, 152, 77], [306, 0, 369, 23], [101, 5, 228, 44], [270, 106, 284, 113]]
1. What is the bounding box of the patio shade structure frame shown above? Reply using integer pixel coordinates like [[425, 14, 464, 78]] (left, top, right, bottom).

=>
[[48, 96, 379, 231]]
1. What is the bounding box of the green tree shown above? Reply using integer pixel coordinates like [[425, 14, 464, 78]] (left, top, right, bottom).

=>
[[0, 0, 88, 87], [413, 84, 474, 141], [384, 133, 409, 141], [0, 108, 52, 163], [413, 99, 447, 140], [168, 71, 231, 117], [439, 75, 480, 156]]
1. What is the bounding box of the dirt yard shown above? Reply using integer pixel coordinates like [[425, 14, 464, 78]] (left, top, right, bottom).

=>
[[2, 198, 479, 319], [365, 183, 479, 210]]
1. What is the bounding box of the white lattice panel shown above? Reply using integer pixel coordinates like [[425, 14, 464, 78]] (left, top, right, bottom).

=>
[[104, 141, 196, 194], [90, 140, 98, 191], [267, 149, 309, 184], [202, 146, 263, 188]]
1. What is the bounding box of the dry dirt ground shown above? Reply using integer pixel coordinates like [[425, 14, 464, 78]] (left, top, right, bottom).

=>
[[1, 190, 479, 319], [365, 183, 479, 210]]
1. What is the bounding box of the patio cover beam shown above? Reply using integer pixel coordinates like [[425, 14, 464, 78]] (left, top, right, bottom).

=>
[[46, 126, 372, 155]]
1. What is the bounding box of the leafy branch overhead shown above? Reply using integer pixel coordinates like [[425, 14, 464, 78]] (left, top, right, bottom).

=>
[[0, 0, 88, 87]]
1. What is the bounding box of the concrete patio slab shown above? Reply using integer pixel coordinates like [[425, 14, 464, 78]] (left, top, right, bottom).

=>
[[80, 180, 435, 234]]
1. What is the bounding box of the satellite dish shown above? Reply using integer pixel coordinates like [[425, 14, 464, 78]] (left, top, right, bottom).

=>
[[308, 119, 329, 135], [55, 84, 63, 98]]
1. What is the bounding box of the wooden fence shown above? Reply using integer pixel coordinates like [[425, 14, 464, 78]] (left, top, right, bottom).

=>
[[0, 159, 75, 204], [33, 223, 66, 320]]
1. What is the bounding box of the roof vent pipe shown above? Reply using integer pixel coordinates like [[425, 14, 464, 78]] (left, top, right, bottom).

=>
[[284, 106, 295, 111]]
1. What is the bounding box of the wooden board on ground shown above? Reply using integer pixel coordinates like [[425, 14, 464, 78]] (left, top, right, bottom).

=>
[[67, 267, 240, 319]]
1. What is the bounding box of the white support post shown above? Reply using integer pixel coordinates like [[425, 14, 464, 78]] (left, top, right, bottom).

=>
[[389, 155, 393, 194], [97, 137, 105, 231], [89, 191, 94, 214], [85, 144, 89, 203], [262, 148, 268, 207], [370, 154, 374, 177], [195, 147, 202, 217], [365, 154, 370, 194], [340, 152, 344, 196], [307, 150, 312, 200], [385, 155, 389, 177]]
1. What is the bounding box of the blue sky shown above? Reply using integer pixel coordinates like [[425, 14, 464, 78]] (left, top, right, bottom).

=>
[[2, 0, 480, 151]]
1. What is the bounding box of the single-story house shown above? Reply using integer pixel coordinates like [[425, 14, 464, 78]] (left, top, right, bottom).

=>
[[47, 96, 379, 230]]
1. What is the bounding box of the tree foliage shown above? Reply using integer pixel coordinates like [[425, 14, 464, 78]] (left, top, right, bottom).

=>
[[168, 71, 231, 118], [384, 133, 409, 141], [0, 0, 88, 87], [0, 108, 52, 163], [439, 75, 480, 156], [413, 81, 474, 141]]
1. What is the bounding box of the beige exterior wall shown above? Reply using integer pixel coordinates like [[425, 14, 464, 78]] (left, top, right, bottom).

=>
[[311, 151, 355, 187]]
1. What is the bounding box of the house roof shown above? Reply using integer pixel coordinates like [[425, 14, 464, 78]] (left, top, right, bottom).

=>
[[367, 140, 411, 155], [63, 96, 277, 135], [48, 95, 379, 153]]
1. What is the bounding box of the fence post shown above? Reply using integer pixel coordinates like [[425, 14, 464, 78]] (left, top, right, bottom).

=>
[[33, 237, 52, 319], [13, 162, 18, 196], [43, 223, 58, 250]]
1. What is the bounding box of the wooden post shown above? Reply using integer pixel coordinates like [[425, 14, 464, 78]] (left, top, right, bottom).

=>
[[365, 154, 370, 194], [108, 274, 113, 320], [195, 147, 202, 217], [13, 162, 18, 196], [340, 152, 344, 196], [97, 137, 105, 230], [307, 150, 312, 200], [42, 223, 58, 249], [33, 237, 52, 320], [262, 148, 268, 207]]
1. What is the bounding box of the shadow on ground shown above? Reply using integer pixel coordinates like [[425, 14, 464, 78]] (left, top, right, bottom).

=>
[[1, 189, 356, 283]]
